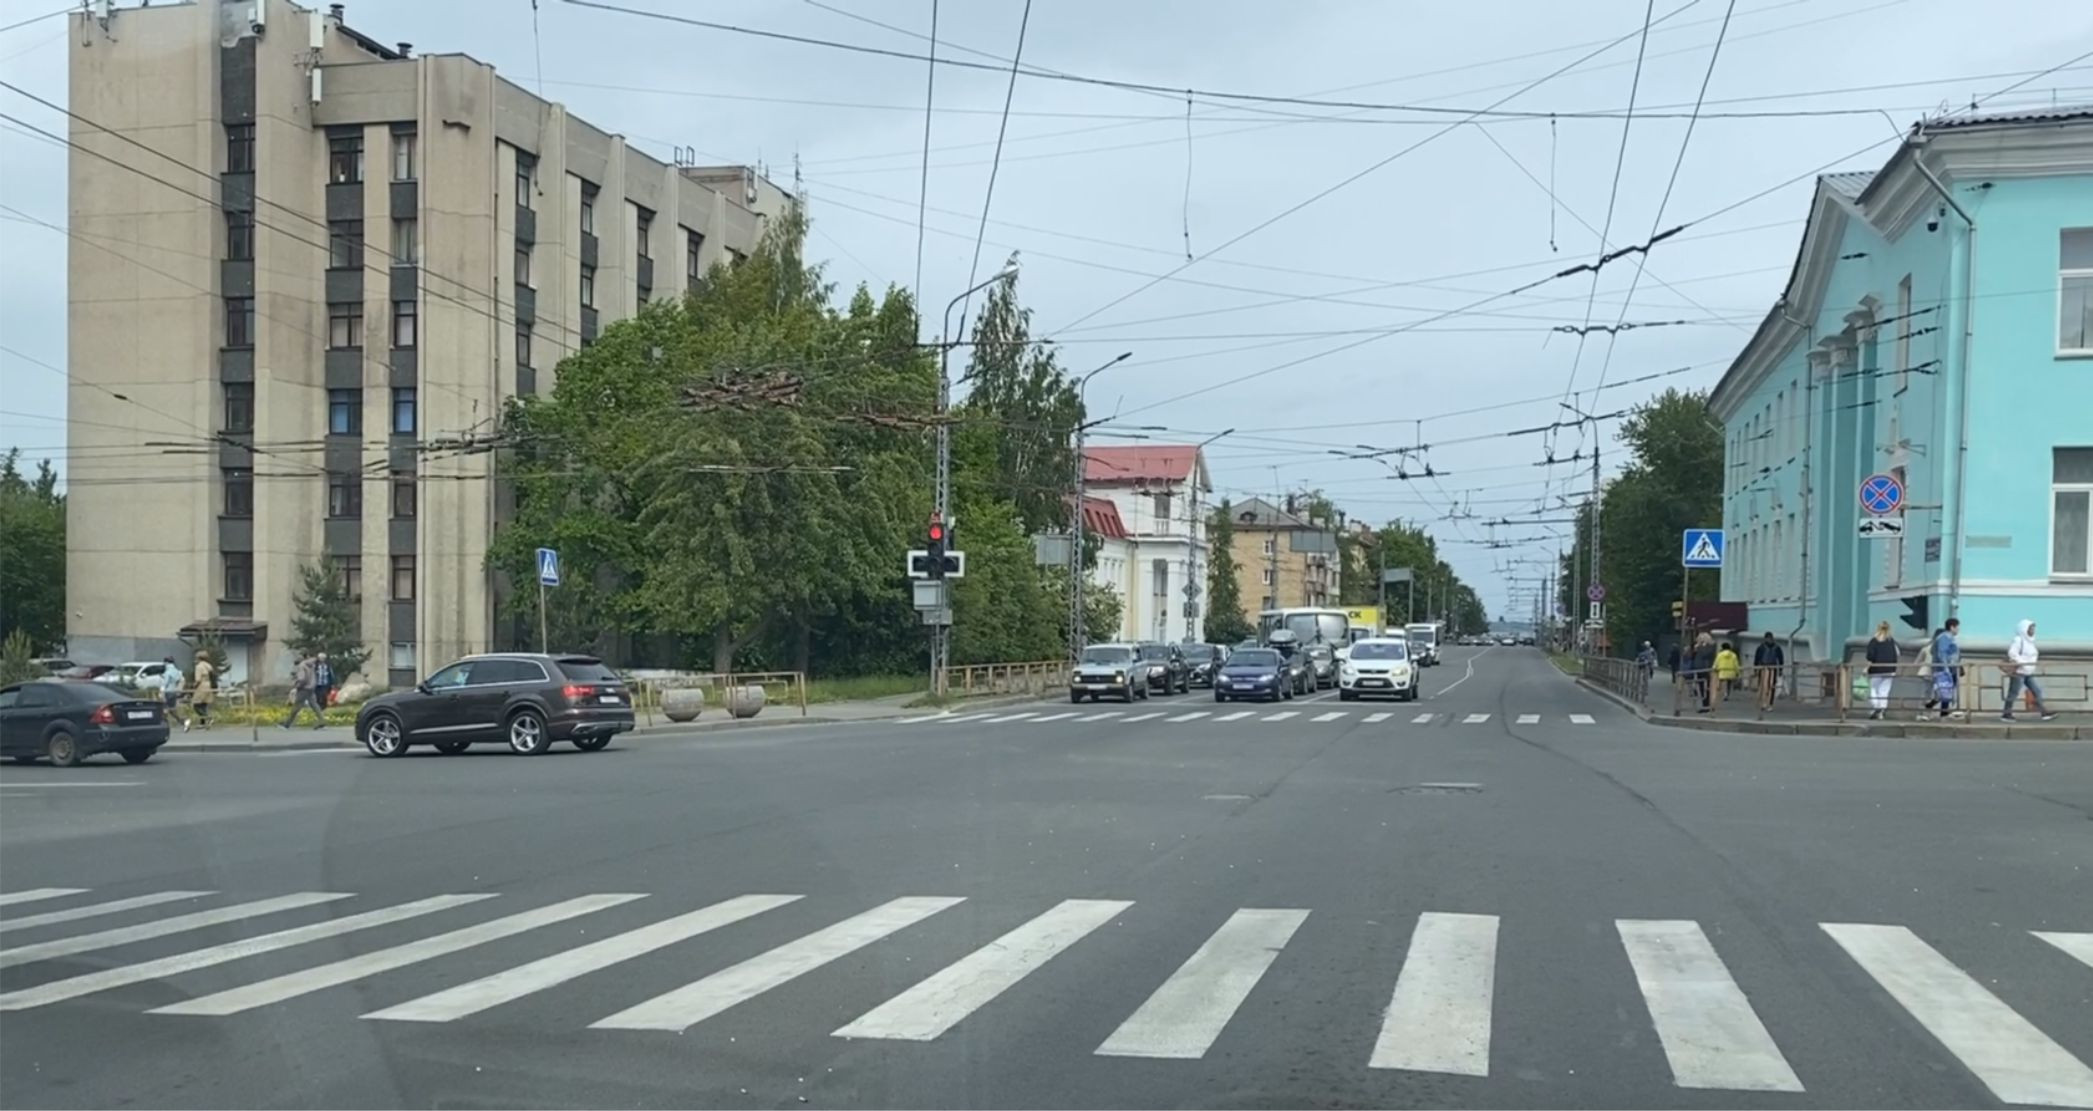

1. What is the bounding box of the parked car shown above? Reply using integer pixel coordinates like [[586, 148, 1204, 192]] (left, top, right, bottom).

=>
[[1213, 647, 1293, 703], [0, 679, 168, 766], [1134, 642, 1189, 695], [30, 657, 76, 676], [99, 660, 181, 691], [1304, 642, 1338, 689], [1184, 643, 1229, 689], [1338, 638, 1420, 701], [1069, 644, 1148, 703], [354, 653, 634, 757], [55, 663, 117, 681]]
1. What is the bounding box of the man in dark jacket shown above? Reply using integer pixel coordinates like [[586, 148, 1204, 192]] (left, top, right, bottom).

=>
[[1690, 634, 1717, 713], [1752, 633, 1785, 711]]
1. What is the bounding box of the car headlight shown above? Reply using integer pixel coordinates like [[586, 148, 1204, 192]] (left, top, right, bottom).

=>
[[1113, 672, 1125, 682], [1392, 664, 1411, 679]]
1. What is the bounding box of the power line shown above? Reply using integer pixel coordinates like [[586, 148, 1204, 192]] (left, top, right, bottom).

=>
[[911, 0, 936, 307], [957, 0, 1034, 327]]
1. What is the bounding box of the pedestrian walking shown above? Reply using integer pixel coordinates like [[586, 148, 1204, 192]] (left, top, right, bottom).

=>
[[158, 657, 186, 729], [1864, 622, 1900, 720], [283, 652, 322, 729], [1691, 633, 1716, 713], [1927, 618, 1961, 721], [1635, 640, 1658, 702], [2001, 619, 2057, 722], [1752, 632, 1785, 711], [1665, 642, 1680, 682], [1915, 627, 1940, 712], [1714, 642, 1741, 702], [190, 654, 216, 731], [313, 652, 336, 715]]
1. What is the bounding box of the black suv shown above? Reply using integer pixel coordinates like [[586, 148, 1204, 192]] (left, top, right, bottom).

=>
[[1134, 642, 1190, 695], [355, 653, 634, 757]]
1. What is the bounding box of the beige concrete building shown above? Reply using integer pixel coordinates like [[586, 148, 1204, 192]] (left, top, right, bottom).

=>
[[64, 0, 790, 686], [1226, 497, 1339, 616]]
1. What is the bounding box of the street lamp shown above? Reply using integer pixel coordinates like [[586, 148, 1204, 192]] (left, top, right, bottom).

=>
[[929, 257, 1019, 694], [1068, 351, 1134, 657]]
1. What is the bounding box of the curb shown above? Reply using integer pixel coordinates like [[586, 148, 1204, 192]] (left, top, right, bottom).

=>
[[1574, 677, 2090, 740], [163, 737, 358, 753]]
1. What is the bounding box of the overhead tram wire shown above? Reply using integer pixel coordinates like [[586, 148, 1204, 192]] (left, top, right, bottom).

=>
[[957, 0, 1035, 332], [911, 0, 937, 306]]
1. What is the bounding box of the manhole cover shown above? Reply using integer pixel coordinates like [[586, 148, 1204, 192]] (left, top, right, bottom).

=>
[[1389, 782, 1484, 796]]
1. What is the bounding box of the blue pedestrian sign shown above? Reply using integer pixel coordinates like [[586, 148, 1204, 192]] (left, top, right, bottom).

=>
[[1859, 472, 1905, 516], [536, 547, 561, 587], [1681, 528, 1725, 568]]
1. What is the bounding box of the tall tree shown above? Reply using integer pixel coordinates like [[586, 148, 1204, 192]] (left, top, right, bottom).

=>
[[285, 561, 371, 677], [0, 451, 65, 652], [954, 262, 1082, 535], [1204, 500, 1253, 643]]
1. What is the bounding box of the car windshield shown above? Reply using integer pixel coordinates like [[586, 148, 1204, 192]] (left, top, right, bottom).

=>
[[1137, 645, 1168, 660], [1351, 642, 1408, 661], [1081, 647, 1133, 665], [1228, 650, 1281, 667]]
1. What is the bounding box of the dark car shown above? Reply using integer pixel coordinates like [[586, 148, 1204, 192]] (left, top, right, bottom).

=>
[[1184, 644, 1229, 688], [355, 653, 635, 757], [0, 680, 168, 766], [1069, 644, 1147, 703], [1265, 632, 1315, 696], [1213, 648, 1293, 702], [1304, 643, 1337, 689], [1134, 642, 1189, 695]]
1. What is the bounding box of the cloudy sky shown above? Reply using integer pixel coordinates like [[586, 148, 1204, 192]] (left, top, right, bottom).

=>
[[2, 0, 2089, 617]]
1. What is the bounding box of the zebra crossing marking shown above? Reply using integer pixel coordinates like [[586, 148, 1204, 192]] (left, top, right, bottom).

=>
[[894, 713, 950, 724], [1215, 711, 1255, 722], [1618, 919, 1802, 1092], [1029, 712, 1081, 723], [1261, 711, 1298, 722], [1462, 714, 1490, 724], [1096, 907, 1309, 1060], [2034, 930, 2093, 970], [367, 894, 801, 1023], [1823, 922, 2093, 1108], [981, 712, 1040, 724], [0, 894, 494, 1012], [1075, 711, 1124, 722], [0, 892, 352, 970], [936, 713, 994, 725], [1371, 912, 1499, 1076], [153, 894, 645, 1017], [1363, 712, 1392, 723], [0, 888, 85, 908], [1516, 714, 1540, 725], [1412, 712, 1435, 724], [1166, 711, 1211, 723], [594, 896, 964, 1032], [1310, 711, 1345, 723], [1122, 712, 1165, 723], [836, 899, 1132, 1042], [0, 890, 213, 932], [1570, 713, 1596, 725]]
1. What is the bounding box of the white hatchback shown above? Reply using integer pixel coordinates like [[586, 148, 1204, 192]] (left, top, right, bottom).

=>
[[1337, 638, 1419, 701]]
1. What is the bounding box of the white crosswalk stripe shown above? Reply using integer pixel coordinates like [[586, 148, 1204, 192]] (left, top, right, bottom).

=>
[[1166, 711, 1211, 723], [936, 713, 994, 725], [1363, 712, 1392, 723], [1515, 714, 1540, 724], [1261, 711, 1298, 722], [928, 709, 1610, 728], [2034, 930, 2093, 970], [894, 713, 950, 724], [1412, 712, 1436, 724], [1215, 711, 1255, 721], [1097, 907, 1308, 1059], [1122, 712, 1164, 723], [1371, 912, 1498, 1076], [1823, 923, 2093, 1108], [836, 899, 1131, 1041], [980, 712, 1040, 723], [1462, 713, 1490, 724], [1310, 711, 1345, 723], [0, 890, 213, 932], [152, 894, 644, 1016], [1029, 712, 1081, 723], [1570, 713, 1596, 724], [593, 896, 963, 1032], [1075, 710, 1124, 721], [0, 892, 352, 969], [1618, 920, 1801, 1092], [0, 888, 86, 908]]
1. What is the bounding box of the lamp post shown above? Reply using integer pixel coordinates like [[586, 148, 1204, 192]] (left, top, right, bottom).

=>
[[929, 258, 1019, 694], [1068, 351, 1133, 660]]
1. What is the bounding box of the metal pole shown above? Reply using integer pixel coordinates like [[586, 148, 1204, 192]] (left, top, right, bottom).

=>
[[537, 580, 548, 653], [1070, 415, 1086, 659], [934, 332, 951, 696]]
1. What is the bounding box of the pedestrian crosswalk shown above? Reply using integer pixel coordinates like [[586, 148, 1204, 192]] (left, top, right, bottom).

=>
[[905, 708, 1604, 728], [2, 886, 2088, 1103]]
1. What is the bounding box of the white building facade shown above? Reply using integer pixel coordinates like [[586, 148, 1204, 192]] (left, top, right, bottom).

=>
[[1083, 446, 1212, 643]]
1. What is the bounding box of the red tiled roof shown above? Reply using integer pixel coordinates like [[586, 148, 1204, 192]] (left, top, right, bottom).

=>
[[1084, 444, 1199, 484], [1081, 496, 1129, 540]]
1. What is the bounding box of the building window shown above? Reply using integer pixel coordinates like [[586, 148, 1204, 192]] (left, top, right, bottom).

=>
[[514, 153, 535, 209], [515, 322, 532, 369], [514, 246, 531, 289], [579, 182, 596, 234], [391, 472, 416, 518], [1261, 537, 1275, 556], [390, 217, 417, 264], [225, 210, 254, 260], [226, 123, 255, 173], [390, 554, 415, 601], [327, 472, 362, 518], [389, 641, 416, 671], [579, 264, 595, 308], [328, 134, 363, 184], [223, 468, 253, 517], [635, 206, 653, 259], [328, 219, 362, 269], [1153, 492, 1172, 526], [391, 130, 416, 181], [685, 228, 703, 283], [391, 300, 416, 349], [223, 552, 253, 602], [222, 381, 254, 434], [391, 387, 416, 435], [224, 296, 255, 348], [332, 554, 363, 603], [328, 301, 363, 349], [1261, 567, 1274, 586], [2055, 447, 2093, 577], [2062, 229, 2093, 354], [327, 388, 362, 435]]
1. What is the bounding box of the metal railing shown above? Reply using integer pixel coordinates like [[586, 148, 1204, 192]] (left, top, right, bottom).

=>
[[1580, 656, 1653, 705], [631, 670, 809, 725], [942, 660, 1067, 698], [1657, 659, 2087, 722]]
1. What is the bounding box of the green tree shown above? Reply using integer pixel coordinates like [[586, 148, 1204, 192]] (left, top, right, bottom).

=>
[[954, 262, 1081, 535], [0, 628, 40, 685], [285, 561, 370, 678], [0, 451, 65, 652], [194, 631, 230, 677], [1204, 500, 1253, 643]]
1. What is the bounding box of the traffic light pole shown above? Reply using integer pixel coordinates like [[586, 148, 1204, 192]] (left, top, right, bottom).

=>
[[932, 263, 1017, 697]]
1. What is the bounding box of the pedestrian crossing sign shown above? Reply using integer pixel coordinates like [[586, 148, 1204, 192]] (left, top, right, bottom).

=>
[[1681, 528, 1724, 568]]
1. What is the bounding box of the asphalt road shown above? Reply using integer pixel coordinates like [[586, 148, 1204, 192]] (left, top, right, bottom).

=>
[[2, 646, 2089, 1109]]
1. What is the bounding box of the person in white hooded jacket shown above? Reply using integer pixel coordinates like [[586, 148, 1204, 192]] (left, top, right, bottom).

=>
[[2001, 619, 2057, 722]]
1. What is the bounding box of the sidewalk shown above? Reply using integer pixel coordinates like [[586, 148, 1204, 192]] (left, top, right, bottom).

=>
[[160, 691, 1048, 752], [1579, 677, 2092, 740]]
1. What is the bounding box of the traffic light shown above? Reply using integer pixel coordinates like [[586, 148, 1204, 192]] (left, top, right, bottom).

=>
[[1899, 595, 1929, 632], [927, 515, 947, 579]]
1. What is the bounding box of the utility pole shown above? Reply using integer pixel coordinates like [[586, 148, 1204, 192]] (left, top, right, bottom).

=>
[[1067, 352, 1132, 661], [932, 261, 1018, 695]]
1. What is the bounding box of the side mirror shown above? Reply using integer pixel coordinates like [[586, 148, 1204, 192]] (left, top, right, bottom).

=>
[[415, 681, 432, 695]]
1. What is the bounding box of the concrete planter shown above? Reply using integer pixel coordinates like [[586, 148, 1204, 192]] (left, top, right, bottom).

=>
[[661, 687, 705, 723], [725, 684, 766, 719]]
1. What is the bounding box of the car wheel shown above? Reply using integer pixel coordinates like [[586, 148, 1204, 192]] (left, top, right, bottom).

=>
[[1213, 692, 1225, 702], [573, 735, 612, 752], [433, 739, 470, 755], [46, 729, 82, 767], [363, 713, 407, 757], [506, 709, 551, 755], [1339, 690, 1355, 702], [1071, 692, 1084, 704], [121, 747, 157, 765]]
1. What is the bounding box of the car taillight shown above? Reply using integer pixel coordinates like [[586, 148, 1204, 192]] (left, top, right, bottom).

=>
[[89, 705, 115, 725], [562, 684, 596, 700]]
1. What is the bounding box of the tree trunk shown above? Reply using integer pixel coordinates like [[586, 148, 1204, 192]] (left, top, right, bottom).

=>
[[794, 613, 812, 677], [712, 626, 736, 674]]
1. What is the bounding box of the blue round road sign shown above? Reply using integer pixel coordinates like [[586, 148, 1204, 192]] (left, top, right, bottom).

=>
[[1860, 473, 1904, 516]]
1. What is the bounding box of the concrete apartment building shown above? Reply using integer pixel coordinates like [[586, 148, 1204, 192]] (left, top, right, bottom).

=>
[[63, 0, 790, 686], [1225, 496, 1340, 615], [1080, 446, 1211, 643]]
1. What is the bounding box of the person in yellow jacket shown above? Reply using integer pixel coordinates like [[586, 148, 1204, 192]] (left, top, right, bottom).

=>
[[1713, 641, 1741, 702]]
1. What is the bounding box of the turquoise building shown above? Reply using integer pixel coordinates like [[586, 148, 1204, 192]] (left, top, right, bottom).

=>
[[1709, 108, 2093, 660]]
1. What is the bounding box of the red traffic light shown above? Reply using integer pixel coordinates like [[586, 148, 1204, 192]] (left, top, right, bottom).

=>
[[929, 521, 945, 542]]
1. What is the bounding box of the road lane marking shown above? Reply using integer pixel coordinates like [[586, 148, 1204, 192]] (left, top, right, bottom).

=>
[[1122, 712, 1165, 723], [1310, 711, 1345, 723], [1363, 712, 1392, 723], [1029, 712, 1080, 723], [1215, 711, 1255, 722], [2034, 931, 2093, 970], [1430, 646, 1491, 699], [0, 890, 214, 932], [0, 781, 143, 788], [1462, 714, 1490, 724], [935, 714, 994, 725], [1617, 920, 1802, 1092], [835, 898, 1131, 1041], [0, 892, 353, 969], [1371, 912, 1498, 1076], [1166, 711, 1211, 723], [1260, 711, 1298, 722], [1515, 714, 1540, 725], [153, 894, 644, 1016], [594, 896, 964, 1032], [1570, 713, 1596, 724], [0, 888, 87, 909], [1411, 713, 1435, 724], [894, 714, 950, 724], [1075, 711, 1124, 721], [1096, 907, 1308, 1059], [1822, 922, 2093, 1107], [367, 894, 802, 1023], [981, 712, 1040, 723], [0, 895, 493, 1011]]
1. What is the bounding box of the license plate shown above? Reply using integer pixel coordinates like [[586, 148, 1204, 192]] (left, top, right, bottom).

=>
[[1077, 683, 1108, 690], [599, 694, 622, 704], [1361, 679, 1389, 688], [126, 710, 154, 721]]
